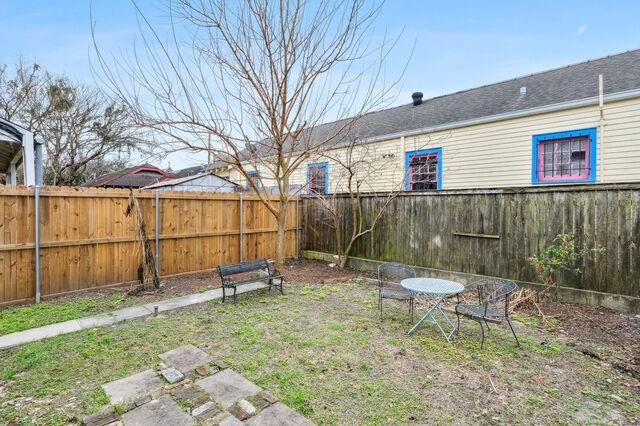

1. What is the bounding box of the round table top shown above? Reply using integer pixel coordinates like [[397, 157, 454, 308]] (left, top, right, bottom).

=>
[[400, 277, 465, 295]]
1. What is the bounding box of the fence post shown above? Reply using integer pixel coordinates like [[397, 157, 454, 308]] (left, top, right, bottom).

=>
[[296, 196, 300, 258], [34, 185, 41, 303], [155, 190, 160, 275], [239, 192, 244, 261]]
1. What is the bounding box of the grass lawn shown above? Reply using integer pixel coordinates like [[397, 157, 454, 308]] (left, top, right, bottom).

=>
[[0, 293, 130, 335], [0, 271, 217, 335], [0, 279, 638, 425]]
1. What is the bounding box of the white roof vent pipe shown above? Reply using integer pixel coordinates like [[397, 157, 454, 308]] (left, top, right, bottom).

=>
[[520, 86, 527, 96]]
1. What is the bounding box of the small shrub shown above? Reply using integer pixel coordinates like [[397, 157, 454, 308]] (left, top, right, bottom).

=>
[[529, 233, 605, 300]]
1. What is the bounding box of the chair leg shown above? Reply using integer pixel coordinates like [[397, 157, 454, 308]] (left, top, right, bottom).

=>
[[484, 318, 491, 332], [279, 280, 284, 295], [410, 298, 414, 323], [233, 287, 237, 304], [379, 296, 383, 321], [222, 286, 226, 304], [506, 317, 520, 347], [478, 320, 485, 349], [456, 311, 461, 335]]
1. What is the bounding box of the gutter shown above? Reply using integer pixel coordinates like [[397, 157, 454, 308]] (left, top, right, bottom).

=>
[[355, 87, 640, 146]]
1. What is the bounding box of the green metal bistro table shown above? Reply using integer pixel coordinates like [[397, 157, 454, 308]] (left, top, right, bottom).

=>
[[401, 278, 465, 341]]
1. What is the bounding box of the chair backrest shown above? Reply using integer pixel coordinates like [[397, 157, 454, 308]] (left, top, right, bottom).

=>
[[478, 279, 518, 312], [377, 262, 416, 288]]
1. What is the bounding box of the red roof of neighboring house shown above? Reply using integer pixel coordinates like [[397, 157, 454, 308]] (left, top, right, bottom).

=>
[[82, 163, 175, 188]]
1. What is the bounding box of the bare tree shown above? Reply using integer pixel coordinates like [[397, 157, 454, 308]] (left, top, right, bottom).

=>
[[0, 59, 45, 128], [92, 0, 406, 266], [307, 126, 453, 268], [308, 139, 403, 267], [40, 79, 140, 185], [0, 60, 143, 186]]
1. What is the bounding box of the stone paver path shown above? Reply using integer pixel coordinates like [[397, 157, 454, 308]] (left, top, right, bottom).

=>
[[85, 345, 314, 426], [102, 369, 164, 405], [122, 395, 195, 425], [159, 344, 214, 373], [247, 402, 314, 426], [196, 369, 262, 408], [0, 282, 267, 350]]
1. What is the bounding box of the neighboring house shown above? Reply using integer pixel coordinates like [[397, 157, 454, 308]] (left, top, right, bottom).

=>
[[0, 118, 43, 186], [227, 49, 640, 193], [175, 161, 233, 180], [143, 171, 240, 192], [82, 164, 173, 188]]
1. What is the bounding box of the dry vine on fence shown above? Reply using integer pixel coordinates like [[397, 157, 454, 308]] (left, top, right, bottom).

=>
[[125, 190, 160, 294]]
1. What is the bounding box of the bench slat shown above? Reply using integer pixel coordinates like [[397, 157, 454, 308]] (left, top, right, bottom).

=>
[[218, 259, 269, 276]]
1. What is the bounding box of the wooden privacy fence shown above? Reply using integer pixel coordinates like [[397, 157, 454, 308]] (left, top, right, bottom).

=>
[[0, 186, 299, 306], [303, 184, 640, 298]]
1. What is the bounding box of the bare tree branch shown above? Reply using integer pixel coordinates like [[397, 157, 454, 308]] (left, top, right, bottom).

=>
[[92, 0, 407, 265]]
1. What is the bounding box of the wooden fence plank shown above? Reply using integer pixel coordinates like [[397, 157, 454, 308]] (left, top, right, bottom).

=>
[[303, 185, 640, 298], [0, 186, 299, 306]]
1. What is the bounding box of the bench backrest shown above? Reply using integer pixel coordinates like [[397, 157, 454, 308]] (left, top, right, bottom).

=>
[[218, 259, 270, 277]]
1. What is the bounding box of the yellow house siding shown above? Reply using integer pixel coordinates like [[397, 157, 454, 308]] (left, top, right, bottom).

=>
[[232, 97, 640, 192]]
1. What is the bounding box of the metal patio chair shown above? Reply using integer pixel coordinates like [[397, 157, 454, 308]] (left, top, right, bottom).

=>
[[454, 278, 520, 349], [377, 262, 416, 322]]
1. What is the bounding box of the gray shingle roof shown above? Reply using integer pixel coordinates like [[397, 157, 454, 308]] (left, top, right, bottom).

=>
[[310, 48, 640, 146], [174, 161, 229, 178], [173, 165, 207, 178], [82, 163, 171, 188]]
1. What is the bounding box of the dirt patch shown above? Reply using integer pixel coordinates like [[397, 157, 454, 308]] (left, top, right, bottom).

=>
[[279, 258, 361, 284], [84, 259, 359, 299], [152, 259, 361, 293], [522, 301, 640, 380]]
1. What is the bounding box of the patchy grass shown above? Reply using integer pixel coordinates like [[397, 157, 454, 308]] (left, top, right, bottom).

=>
[[0, 293, 129, 335], [0, 279, 637, 425], [512, 312, 560, 331]]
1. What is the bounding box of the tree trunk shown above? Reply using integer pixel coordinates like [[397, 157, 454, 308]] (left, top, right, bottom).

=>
[[339, 238, 357, 268], [275, 200, 288, 268], [333, 211, 346, 268]]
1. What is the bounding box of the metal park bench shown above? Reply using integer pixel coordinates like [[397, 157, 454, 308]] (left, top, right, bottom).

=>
[[217, 259, 284, 303]]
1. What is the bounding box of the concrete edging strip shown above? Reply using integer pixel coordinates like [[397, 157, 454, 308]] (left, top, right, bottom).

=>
[[0, 281, 268, 351]]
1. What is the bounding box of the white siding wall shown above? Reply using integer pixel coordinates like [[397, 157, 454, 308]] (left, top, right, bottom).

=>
[[230, 97, 640, 191], [154, 174, 238, 192]]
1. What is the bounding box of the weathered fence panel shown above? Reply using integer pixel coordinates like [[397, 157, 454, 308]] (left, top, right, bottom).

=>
[[303, 184, 640, 298], [0, 186, 298, 306]]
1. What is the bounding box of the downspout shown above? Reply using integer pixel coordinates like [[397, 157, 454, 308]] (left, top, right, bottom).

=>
[[598, 74, 605, 183], [400, 136, 406, 189], [21, 131, 35, 185], [34, 138, 44, 185]]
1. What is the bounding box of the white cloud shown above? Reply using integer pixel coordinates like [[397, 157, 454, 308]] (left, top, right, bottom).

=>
[[577, 25, 588, 35]]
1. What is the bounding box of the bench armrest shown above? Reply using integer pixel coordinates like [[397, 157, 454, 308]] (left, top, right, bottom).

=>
[[221, 277, 237, 287]]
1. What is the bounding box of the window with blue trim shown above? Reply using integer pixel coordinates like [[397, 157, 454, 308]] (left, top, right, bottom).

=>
[[405, 148, 442, 191], [246, 170, 261, 189], [307, 162, 328, 194], [532, 128, 596, 184]]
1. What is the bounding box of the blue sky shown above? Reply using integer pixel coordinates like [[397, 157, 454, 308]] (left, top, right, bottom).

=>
[[2, 0, 639, 168]]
